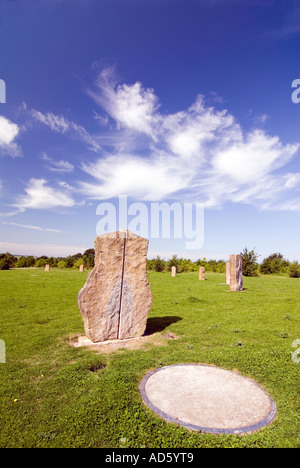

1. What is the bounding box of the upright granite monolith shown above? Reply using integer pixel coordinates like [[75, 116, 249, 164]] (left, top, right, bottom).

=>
[[77, 230, 153, 342], [171, 266, 177, 277], [229, 254, 243, 291]]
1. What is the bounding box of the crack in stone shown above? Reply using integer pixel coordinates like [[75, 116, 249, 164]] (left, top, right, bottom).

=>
[[117, 235, 127, 339]]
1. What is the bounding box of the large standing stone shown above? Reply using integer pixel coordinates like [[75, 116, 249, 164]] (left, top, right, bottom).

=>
[[229, 255, 243, 291], [171, 266, 177, 277], [77, 230, 153, 342]]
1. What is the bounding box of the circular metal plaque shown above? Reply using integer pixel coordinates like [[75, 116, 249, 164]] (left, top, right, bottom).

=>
[[139, 364, 276, 434]]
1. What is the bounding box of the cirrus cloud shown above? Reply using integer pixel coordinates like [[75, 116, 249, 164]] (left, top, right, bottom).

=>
[[0, 115, 22, 157], [15, 178, 75, 211], [29, 107, 101, 153], [81, 69, 300, 211]]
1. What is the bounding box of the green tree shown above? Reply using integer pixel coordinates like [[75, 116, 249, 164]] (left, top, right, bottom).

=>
[[25, 256, 36, 267], [65, 256, 75, 268], [0, 252, 17, 270], [35, 258, 48, 268], [73, 258, 84, 269], [167, 255, 180, 271], [83, 249, 95, 269], [0, 257, 10, 270], [152, 256, 166, 272], [260, 253, 289, 274], [16, 256, 36, 268], [241, 247, 259, 277], [289, 261, 300, 278]]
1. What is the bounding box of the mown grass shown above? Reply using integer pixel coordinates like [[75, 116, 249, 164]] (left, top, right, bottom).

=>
[[0, 269, 299, 448]]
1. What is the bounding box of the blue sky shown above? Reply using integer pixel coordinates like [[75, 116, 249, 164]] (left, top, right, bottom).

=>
[[0, 0, 299, 261]]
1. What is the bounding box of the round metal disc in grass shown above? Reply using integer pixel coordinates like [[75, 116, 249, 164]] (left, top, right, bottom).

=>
[[139, 364, 276, 435]]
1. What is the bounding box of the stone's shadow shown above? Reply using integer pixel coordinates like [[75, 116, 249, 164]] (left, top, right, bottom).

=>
[[144, 316, 182, 336]]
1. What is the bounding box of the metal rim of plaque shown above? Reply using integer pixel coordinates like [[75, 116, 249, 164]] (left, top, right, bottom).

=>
[[139, 363, 277, 435]]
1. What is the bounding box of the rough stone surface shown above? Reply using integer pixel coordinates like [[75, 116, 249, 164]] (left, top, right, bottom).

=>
[[199, 267, 205, 280], [78, 230, 153, 342], [171, 266, 177, 277], [225, 261, 230, 285], [229, 254, 243, 291], [45, 264, 50, 272]]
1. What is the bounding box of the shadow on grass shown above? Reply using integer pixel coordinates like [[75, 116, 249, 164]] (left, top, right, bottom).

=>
[[144, 316, 182, 336]]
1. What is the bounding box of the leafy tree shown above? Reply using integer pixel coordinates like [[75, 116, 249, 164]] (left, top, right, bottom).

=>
[[167, 255, 180, 271], [260, 253, 289, 274], [83, 249, 95, 269], [203, 259, 226, 273], [240, 247, 259, 277], [289, 261, 300, 278], [65, 256, 75, 268], [16, 256, 36, 268], [35, 258, 48, 268], [73, 258, 84, 269], [0, 257, 10, 270], [83, 249, 95, 258], [0, 252, 17, 270], [152, 256, 166, 272], [25, 256, 36, 267]]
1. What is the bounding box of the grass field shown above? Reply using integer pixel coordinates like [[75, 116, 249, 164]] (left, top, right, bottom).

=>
[[0, 268, 299, 448]]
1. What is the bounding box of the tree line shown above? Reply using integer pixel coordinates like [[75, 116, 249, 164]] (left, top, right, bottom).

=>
[[147, 248, 300, 278], [0, 249, 95, 271], [1, 247, 300, 278]]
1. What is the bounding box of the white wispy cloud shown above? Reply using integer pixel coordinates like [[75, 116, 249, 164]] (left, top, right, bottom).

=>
[[30, 108, 101, 152], [88, 67, 160, 139], [41, 153, 74, 173], [14, 178, 75, 211], [2, 221, 65, 233], [82, 68, 300, 211], [212, 130, 297, 184], [7, 70, 299, 216], [0, 115, 22, 157]]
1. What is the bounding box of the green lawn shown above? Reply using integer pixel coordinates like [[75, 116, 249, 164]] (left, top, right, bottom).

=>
[[0, 269, 299, 448]]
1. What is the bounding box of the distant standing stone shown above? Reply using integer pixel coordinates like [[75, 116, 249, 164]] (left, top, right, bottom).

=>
[[171, 266, 177, 277], [45, 264, 50, 272], [79, 264, 84, 272], [199, 267, 205, 280], [225, 261, 230, 285], [77, 230, 153, 343], [229, 255, 243, 291]]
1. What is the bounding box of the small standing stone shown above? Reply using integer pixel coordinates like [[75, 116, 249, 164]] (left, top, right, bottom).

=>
[[79, 264, 84, 272], [229, 255, 243, 291], [45, 264, 50, 272], [199, 267, 205, 280], [171, 266, 177, 277], [225, 261, 230, 285]]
